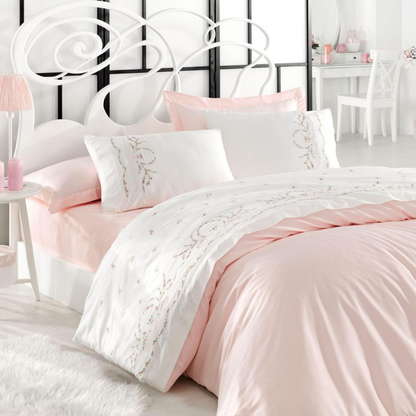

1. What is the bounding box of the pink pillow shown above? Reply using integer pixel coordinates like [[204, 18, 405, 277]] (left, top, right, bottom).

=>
[[163, 88, 306, 131], [25, 156, 101, 214]]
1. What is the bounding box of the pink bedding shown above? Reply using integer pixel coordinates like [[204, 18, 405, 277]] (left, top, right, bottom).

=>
[[75, 167, 416, 416], [27, 198, 146, 272], [182, 201, 416, 415]]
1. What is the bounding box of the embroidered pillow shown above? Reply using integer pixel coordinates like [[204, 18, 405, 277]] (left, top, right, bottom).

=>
[[163, 88, 306, 131], [85, 130, 234, 213], [24, 156, 101, 214], [202, 109, 339, 179]]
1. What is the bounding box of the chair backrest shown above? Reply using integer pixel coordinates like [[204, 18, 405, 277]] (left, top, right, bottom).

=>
[[367, 49, 402, 101]]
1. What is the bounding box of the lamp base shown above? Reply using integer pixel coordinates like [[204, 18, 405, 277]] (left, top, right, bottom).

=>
[[6, 111, 14, 161]]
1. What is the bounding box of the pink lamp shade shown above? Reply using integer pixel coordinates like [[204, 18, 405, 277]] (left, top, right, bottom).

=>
[[0, 74, 33, 112]]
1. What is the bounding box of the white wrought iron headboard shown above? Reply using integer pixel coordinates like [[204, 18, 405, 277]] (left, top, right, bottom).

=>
[[11, 1, 275, 176]]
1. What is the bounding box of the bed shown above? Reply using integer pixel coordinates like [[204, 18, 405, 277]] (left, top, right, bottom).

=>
[[11, 2, 416, 416], [13, 0, 308, 313]]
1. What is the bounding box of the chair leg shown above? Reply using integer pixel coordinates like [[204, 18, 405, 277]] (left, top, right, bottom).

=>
[[366, 107, 374, 146], [363, 111, 367, 140], [391, 105, 398, 143], [337, 101, 343, 142], [381, 109, 387, 137]]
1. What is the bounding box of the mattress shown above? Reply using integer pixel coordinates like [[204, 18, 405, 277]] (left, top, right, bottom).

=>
[[26, 198, 147, 272]]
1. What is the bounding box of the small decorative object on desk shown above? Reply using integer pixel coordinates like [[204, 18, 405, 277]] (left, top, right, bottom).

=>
[[322, 44, 333, 65], [0, 245, 16, 289], [0, 161, 4, 192], [312, 35, 320, 53], [337, 43, 346, 53], [403, 46, 416, 69], [361, 53, 370, 63], [346, 27, 360, 53], [8, 158, 23, 191]]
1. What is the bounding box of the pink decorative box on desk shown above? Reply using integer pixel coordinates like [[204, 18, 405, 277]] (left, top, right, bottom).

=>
[[8, 158, 23, 191]]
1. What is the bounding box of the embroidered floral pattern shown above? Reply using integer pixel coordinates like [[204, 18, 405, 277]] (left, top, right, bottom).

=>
[[110, 138, 129, 198], [110, 136, 157, 197], [127, 136, 157, 193], [310, 112, 330, 168], [293, 114, 317, 170]]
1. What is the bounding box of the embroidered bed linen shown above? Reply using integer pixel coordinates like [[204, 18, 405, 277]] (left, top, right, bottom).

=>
[[85, 129, 234, 213], [27, 198, 146, 273], [75, 167, 416, 416], [202, 109, 339, 179], [163, 88, 306, 131]]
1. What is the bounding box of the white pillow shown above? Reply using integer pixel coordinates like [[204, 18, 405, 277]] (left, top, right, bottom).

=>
[[85, 130, 234, 213], [202, 109, 339, 179]]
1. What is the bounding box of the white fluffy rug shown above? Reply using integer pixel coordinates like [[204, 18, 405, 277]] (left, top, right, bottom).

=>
[[0, 334, 150, 416]]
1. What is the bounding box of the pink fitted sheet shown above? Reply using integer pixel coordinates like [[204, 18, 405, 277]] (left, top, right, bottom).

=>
[[27, 198, 147, 272]]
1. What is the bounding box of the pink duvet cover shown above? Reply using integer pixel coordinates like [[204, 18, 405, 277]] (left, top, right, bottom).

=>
[[75, 168, 416, 416], [184, 202, 416, 415]]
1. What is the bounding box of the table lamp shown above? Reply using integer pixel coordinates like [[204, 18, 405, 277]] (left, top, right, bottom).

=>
[[0, 74, 33, 160]]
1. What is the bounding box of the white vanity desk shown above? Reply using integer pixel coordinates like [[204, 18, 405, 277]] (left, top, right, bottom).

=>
[[312, 63, 373, 132]]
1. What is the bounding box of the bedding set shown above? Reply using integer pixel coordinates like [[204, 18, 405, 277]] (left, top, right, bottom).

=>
[[26, 88, 416, 415]]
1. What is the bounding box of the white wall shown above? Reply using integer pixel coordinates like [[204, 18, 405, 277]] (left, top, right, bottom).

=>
[[401, 0, 416, 135], [0, 0, 308, 244]]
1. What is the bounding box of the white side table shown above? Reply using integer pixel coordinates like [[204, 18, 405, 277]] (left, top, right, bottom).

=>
[[0, 181, 43, 300]]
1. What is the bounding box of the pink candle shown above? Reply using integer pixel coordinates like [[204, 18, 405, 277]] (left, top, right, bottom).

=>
[[361, 53, 370, 63], [323, 53, 333, 64], [0, 161, 4, 192], [8, 158, 23, 191]]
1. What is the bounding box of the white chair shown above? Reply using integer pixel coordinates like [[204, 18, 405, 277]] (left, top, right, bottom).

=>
[[337, 49, 402, 146]]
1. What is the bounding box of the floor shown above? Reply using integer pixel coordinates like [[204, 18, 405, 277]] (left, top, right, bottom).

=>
[[337, 133, 416, 168], [0, 132, 415, 415], [0, 284, 218, 416]]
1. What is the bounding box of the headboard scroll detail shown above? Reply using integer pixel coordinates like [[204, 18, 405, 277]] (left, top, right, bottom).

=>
[[11, 1, 275, 174]]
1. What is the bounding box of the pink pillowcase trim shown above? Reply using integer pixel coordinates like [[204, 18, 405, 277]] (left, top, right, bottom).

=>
[[39, 186, 101, 214], [25, 156, 101, 214], [163, 87, 306, 131]]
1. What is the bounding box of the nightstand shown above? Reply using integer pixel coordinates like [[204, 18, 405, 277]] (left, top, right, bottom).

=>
[[0, 181, 43, 300]]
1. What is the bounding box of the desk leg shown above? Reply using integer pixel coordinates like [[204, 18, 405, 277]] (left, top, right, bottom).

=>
[[18, 199, 40, 301], [315, 72, 324, 111], [350, 76, 358, 133]]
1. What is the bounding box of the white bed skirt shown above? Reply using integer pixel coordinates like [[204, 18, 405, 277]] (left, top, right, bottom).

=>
[[17, 242, 94, 313]]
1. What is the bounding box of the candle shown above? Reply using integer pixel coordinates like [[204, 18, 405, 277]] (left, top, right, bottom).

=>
[[323, 53, 333, 64], [361, 53, 370, 63], [0, 161, 4, 192], [8, 158, 23, 191]]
